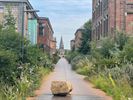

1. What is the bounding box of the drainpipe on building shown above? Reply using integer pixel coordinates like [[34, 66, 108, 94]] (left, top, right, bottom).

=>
[[21, 2, 24, 62], [123, 0, 127, 31], [21, 2, 39, 62]]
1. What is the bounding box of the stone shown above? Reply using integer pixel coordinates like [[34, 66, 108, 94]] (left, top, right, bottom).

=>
[[51, 81, 72, 96]]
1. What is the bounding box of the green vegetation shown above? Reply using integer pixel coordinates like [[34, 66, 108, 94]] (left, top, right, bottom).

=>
[[0, 7, 53, 100], [67, 20, 133, 100], [78, 20, 92, 54]]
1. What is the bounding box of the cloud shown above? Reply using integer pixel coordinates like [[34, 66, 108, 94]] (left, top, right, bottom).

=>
[[29, 0, 92, 49]]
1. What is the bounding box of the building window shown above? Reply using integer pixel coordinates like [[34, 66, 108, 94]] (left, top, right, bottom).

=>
[[127, 4, 133, 9], [106, 16, 108, 36], [96, 26, 98, 40], [103, 19, 106, 37], [103, 15, 109, 37], [127, 4, 133, 13], [39, 23, 44, 36], [97, 22, 101, 40], [100, 22, 102, 38], [39, 44, 44, 48], [100, 1, 103, 15], [103, 0, 108, 11], [0, 6, 4, 13]]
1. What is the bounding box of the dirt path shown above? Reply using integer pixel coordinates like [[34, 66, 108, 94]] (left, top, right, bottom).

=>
[[28, 58, 112, 100]]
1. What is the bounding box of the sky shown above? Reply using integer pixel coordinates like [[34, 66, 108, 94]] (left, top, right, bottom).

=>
[[29, 0, 92, 49]]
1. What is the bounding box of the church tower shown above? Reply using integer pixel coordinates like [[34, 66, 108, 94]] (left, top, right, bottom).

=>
[[59, 36, 64, 49], [59, 36, 65, 56]]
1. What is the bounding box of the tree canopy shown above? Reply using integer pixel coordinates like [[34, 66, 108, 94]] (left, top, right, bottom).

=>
[[78, 20, 92, 54]]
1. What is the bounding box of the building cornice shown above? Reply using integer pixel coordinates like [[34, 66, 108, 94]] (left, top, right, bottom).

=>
[[39, 17, 54, 34]]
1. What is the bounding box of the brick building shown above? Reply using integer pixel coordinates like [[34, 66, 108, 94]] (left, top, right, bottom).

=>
[[0, 0, 38, 44], [74, 27, 84, 50], [70, 39, 75, 50], [37, 17, 56, 55], [92, 0, 133, 40], [50, 37, 56, 54]]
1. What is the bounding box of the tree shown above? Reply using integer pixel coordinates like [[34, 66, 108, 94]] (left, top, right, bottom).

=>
[[4, 6, 16, 30], [78, 20, 92, 54]]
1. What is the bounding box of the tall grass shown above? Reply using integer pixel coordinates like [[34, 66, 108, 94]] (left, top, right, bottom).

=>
[[68, 32, 133, 100], [0, 67, 51, 100]]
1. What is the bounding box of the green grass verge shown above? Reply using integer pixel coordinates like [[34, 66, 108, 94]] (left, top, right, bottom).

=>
[[85, 75, 133, 100]]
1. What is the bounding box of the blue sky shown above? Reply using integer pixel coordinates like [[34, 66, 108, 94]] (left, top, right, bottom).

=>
[[29, 0, 92, 49]]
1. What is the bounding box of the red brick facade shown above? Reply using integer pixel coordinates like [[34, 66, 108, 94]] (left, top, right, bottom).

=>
[[92, 0, 133, 40], [37, 17, 56, 54]]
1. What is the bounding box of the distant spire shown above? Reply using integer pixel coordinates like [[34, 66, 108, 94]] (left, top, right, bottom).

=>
[[59, 36, 64, 49]]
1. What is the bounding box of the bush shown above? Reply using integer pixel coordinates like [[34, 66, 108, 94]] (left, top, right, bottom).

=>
[[0, 49, 18, 85], [23, 45, 52, 68], [114, 31, 128, 50], [0, 28, 52, 99], [123, 64, 133, 86], [0, 7, 53, 99], [66, 51, 79, 63], [71, 55, 84, 70], [99, 38, 115, 58], [68, 31, 133, 100], [76, 58, 93, 75], [120, 37, 133, 63], [0, 29, 28, 57]]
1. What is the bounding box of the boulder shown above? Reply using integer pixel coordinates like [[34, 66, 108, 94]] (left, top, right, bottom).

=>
[[51, 81, 72, 96]]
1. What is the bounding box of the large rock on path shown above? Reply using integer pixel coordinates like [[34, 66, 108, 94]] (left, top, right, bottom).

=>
[[51, 81, 72, 96]]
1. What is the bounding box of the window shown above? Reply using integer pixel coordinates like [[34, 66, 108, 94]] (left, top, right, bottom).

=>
[[39, 44, 44, 48], [0, 6, 4, 13], [127, 4, 133, 13], [39, 23, 44, 36], [127, 4, 133, 9], [103, 0, 108, 11], [100, 1, 103, 15], [103, 19, 106, 37]]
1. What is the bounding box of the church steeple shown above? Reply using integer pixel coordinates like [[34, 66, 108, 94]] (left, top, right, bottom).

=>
[[59, 36, 64, 49]]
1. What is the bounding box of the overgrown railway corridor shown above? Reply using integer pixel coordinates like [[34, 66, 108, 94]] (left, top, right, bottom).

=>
[[33, 58, 112, 100]]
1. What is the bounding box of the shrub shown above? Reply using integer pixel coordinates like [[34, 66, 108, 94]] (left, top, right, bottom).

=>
[[68, 30, 133, 100], [120, 37, 133, 63], [114, 31, 128, 50], [52, 52, 60, 64], [76, 57, 94, 75], [71, 55, 84, 70], [123, 64, 133, 86], [0, 49, 18, 85], [0, 29, 28, 57], [0, 7, 53, 99], [66, 51, 79, 63], [99, 38, 115, 58]]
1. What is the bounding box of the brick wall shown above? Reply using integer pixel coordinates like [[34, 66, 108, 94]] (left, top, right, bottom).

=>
[[74, 29, 83, 50], [37, 17, 55, 54], [92, 0, 133, 40]]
